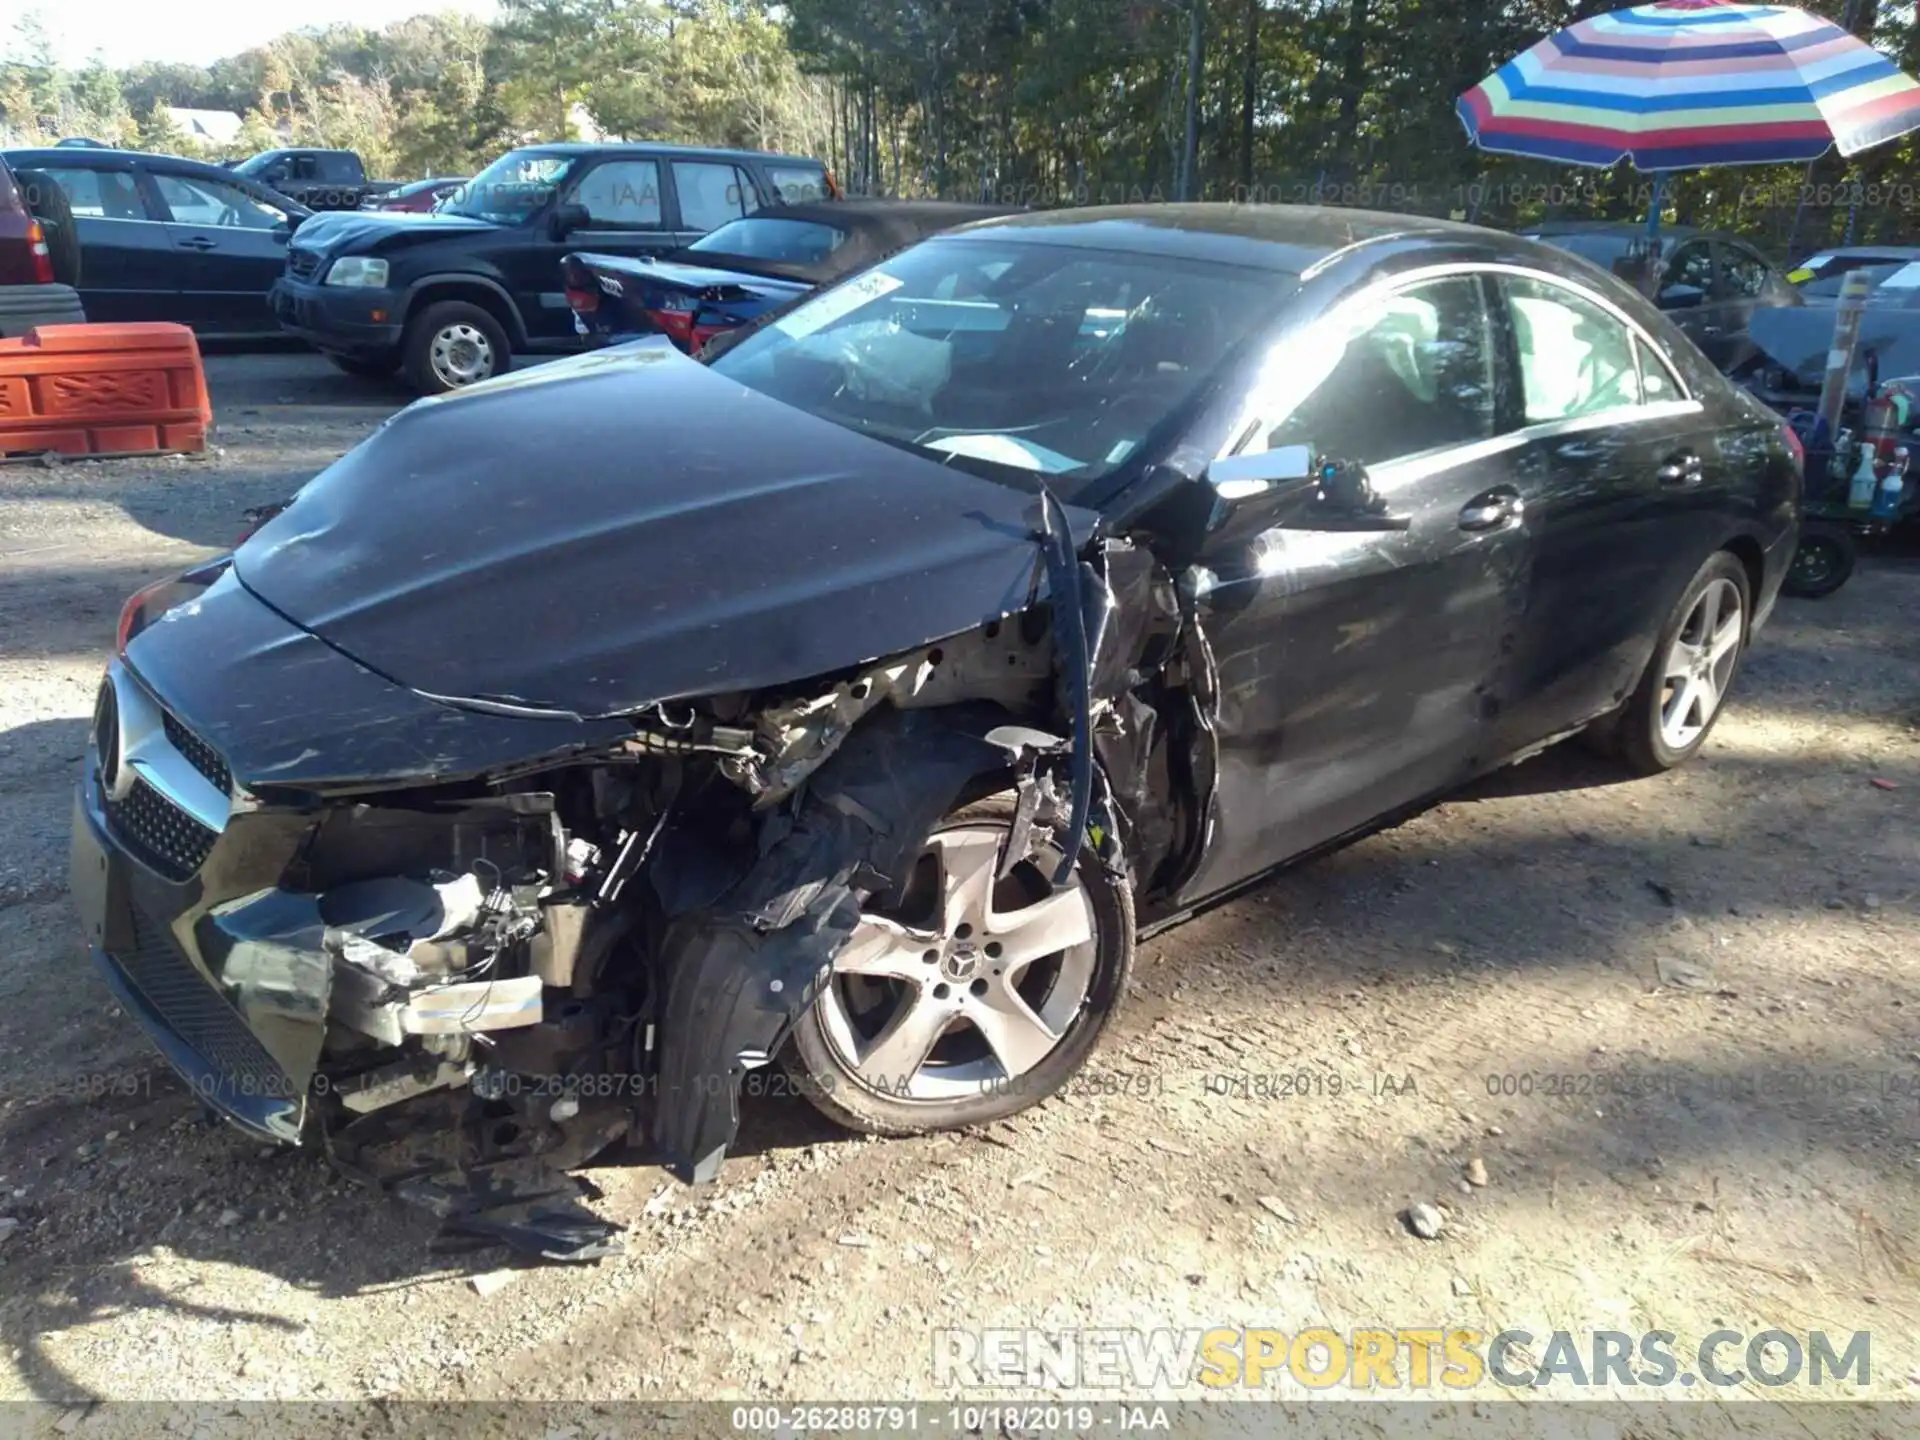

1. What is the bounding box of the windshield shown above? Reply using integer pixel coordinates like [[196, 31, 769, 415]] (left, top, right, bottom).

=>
[[690, 216, 849, 265], [231, 152, 280, 178], [706, 236, 1294, 493], [442, 149, 574, 223]]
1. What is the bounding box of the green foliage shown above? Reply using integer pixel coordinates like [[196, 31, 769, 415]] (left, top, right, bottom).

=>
[[0, 0, 1916, 256]]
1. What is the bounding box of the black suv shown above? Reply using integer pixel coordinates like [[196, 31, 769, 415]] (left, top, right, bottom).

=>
[[269, 142, 834, 393]]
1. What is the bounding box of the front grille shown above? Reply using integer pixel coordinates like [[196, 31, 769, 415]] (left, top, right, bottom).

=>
[[117, 906, 295, 1103], [286, 248, 321, 282], [105, 777, 217, 882], [162, 712, 232, 796]]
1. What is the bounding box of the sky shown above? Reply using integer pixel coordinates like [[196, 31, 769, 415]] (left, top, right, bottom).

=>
[[14, 0, 501, 71]]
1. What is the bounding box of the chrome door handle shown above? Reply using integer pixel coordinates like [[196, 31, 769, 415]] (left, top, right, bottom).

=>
[[1657, 451, 1704, 486], [1459, 488, 1523, 531]]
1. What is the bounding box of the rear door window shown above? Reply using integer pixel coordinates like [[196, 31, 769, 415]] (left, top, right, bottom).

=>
[[1717, 243, 1774, 299], [672, 161, 754, 231], [30, 165, 149, 220], [572, 160, 662, 229], [765, 163, 831, 204], [1660, 240, 1715, 303], [152, 172, 290, 230], [1502, 275, 1647, 423]]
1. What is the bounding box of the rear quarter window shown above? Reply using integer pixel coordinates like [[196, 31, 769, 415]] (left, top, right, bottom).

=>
[[765, 164, 830, 204]]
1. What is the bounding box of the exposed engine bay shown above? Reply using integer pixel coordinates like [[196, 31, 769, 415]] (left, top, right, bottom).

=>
[[94, 537, 1210, 1263]]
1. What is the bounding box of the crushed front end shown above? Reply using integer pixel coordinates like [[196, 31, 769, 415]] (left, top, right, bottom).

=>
[[73, 549, 1165, 1263]]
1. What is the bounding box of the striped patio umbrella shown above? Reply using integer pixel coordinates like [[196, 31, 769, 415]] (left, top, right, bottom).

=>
[[1458, 0, 1920, 172]]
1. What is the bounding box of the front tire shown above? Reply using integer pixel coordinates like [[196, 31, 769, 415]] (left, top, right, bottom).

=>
[[1614, 551, 1751, 776], [784, 796, 1134, 1136], [401, 300, 510, 395]]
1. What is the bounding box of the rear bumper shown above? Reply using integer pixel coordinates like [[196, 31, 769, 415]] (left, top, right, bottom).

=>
[[0, 282, 85, 337], [269, 278, 403, 357]]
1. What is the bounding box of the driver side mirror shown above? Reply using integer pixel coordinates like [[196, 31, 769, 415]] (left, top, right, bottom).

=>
[[550, 202, 591, 241], [1658, 282, 1707, 310], [1204, 444, 1410, 534]]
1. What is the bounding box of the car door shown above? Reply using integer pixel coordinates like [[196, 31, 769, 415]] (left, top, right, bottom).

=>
[[1489, 271, 1712, 753], [22, 160, 181, 324], [518, 156, 679, 343], [667, 159, 758, 242], [1657, 238, 1729, 365], [146, 167, 294, 335], [1171, 271, 1535, 903]]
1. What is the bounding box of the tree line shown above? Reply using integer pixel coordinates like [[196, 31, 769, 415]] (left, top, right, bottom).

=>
[[3, 0, 1917, 256]]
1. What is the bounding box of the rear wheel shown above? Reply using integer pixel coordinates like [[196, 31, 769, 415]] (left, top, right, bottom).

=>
[[1780, 526, 1856, 599], [784, 796, 1134, 1135], [401, 300, 510, 395], [1613, 551, 1750, 776]]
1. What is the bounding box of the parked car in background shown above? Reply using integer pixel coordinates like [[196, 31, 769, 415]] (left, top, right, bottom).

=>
[[77, 205, 1797, 1259], [231, 149, 398, 212], [361, 176, 470, 214], [55, 137, 110, 149], [564, 199, 1011, 350], [1521, 221, 1800, 371], [0, 147, 309, 337], [0, 153, 85, 335], [270, 141, 835, 392], [1742, 255, 1920, 407], [1784, 244, 1920, 293]]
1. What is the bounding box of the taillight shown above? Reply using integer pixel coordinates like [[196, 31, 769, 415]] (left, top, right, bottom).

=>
[[646, 307, 697, 350], [26, 218, 54, 285], [1781, 420, 1806, 475], [560, 256, 598, 314]]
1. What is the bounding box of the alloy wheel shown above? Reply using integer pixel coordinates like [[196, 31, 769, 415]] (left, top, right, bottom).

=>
[[1658, 576, 1743, 752], [817, 824, 1098, 1103], [429, 323, 495, 388]]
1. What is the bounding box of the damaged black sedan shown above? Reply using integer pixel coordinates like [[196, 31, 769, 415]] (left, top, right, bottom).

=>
[[72, 205, 1799, 1260]]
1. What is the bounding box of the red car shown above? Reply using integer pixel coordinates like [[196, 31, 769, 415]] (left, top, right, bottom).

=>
[[361, 176, 470, 214], [0, 155, 84, 335]]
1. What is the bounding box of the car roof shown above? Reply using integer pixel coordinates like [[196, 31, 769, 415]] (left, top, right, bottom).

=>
[[946, 202, 1491, 274], [1, 146, 249, 180], [1524, 219, 1705, 240], [509, 141, 827, 167]]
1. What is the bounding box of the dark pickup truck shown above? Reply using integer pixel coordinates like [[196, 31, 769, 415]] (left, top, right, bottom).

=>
[[230, 149, 399, 212]]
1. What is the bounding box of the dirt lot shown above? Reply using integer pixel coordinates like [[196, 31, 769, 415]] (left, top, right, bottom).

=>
[[2, 353, 1918, 1422]]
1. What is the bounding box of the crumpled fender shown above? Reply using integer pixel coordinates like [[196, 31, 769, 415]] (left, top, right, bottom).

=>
[[651, 704, 1013, 1182]]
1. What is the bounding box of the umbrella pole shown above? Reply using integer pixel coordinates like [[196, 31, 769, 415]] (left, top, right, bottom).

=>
[[1645, 172, 1667, 241]]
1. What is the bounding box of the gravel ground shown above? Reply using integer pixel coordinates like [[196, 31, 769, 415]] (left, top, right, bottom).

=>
[[2, 353, 1918, 1427]]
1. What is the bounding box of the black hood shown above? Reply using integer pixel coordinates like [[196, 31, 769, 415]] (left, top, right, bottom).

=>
[[124, 567, 631, 791], [290, 209, 497, 255], [1747, 303, 1920, 399], [235, 344, 1098, 717]]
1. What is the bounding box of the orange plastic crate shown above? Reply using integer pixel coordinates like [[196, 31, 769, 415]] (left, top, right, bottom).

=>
[[0, 323, 211, 459]]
